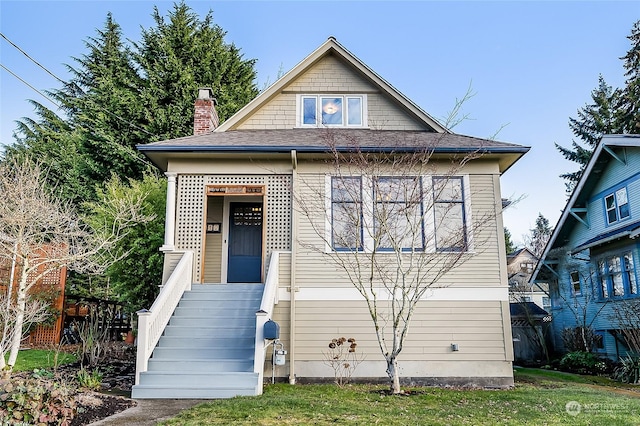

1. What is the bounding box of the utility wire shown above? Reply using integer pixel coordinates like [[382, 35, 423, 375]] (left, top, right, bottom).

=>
[[0, 31, 153, 136], [0, 63, 60, 108]]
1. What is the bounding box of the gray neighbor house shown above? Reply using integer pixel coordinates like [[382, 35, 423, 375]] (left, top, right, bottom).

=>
[[131, 37, 529, 398]]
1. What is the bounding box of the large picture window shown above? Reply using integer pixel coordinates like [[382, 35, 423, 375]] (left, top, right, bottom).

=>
[[605, 187, 630, 225], [597, 251, 638, 299], [433, 177, 467, 252], [331, 177, 363, 250], [373, 177, 424, 251], [299, 95, 366, 127]]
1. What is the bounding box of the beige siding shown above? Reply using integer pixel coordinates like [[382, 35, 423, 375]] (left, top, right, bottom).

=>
[[292, 300, 507, 362], [237, 55, 427, 131], [203, 196, 224, 283]]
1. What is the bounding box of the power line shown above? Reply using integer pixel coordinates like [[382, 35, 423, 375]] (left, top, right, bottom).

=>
[[0, 31, 153, 136], [0, 63, 60, 109]]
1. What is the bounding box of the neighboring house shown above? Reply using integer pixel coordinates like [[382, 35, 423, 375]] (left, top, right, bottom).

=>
[[507, 247, 550, 311], [132, 37, 529, 398], [507, 248, 552, 363], [532, 134, 640, 360]]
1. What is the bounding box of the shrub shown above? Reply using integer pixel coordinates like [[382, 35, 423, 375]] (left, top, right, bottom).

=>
[[0, 373, 77, 425], [612, 355, 640, 384], [76, 368, 103, 391], [322, 337, 364, 386], [558, 351, 612, 375]]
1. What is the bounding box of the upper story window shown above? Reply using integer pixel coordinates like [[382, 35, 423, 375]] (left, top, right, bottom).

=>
[[521, 262, 534, 274], [597, 251, 638, 299], [298, 95, 366, 127], [605, 187, 630, 225]]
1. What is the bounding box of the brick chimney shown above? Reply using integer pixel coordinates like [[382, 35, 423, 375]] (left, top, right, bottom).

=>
[[193, 88, 219, 135]]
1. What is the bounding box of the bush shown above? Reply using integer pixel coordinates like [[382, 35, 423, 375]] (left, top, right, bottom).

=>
[[77, 368, 103, 390], [612, 355, 640, 384], [558, 351, 612, 375], [0, 373, 77, 425]]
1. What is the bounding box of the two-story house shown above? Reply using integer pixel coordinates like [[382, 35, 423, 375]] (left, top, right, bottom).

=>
[[131, 37, 528, 398], [532, 135, 640, 360]]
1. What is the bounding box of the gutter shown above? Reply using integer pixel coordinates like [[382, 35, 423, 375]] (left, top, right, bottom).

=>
[[136, 144, 530, 155], [289, 150, 298, 385]]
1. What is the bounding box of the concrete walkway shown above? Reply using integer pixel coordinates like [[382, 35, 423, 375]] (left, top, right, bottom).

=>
[[89, 399, 205, 426]]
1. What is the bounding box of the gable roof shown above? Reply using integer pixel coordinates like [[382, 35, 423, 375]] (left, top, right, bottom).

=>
[[531, 134, 640, 282], [216, 37, 447, 133]]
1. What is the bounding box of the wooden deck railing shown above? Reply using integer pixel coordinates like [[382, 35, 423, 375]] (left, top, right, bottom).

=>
[[254, 251, 282, 394], [135, 250, 193, 384]]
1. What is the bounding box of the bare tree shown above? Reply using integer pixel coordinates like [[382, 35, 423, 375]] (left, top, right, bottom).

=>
[[0, 157, 150, 372], [541, 248, 608, 353], [609, 299, 640, 355], [295, 130, 499, 393]]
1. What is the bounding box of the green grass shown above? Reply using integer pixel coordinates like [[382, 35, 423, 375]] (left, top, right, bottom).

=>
[[9, 348, 77, 372], [161, 369, 640, 426]]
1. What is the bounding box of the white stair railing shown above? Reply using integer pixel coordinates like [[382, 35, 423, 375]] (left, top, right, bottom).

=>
[[254, 251, 282, 394], [135, 250, 194, 384]]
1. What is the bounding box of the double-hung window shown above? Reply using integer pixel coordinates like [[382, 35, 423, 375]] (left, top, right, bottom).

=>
[[433, 176, 467, 252], [597, 251, 638, 299], [331, 177, 363, 250], [605, 187, 630, 225], [373, 177, 424, 251], [299, 95, 366, 127], [570, 271, 581, 296]]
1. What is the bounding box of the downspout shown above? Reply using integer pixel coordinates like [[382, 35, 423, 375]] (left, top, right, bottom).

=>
[[289, 150, 298, 384]]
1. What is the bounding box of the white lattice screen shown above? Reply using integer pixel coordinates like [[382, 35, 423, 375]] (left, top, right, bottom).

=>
[[176, 174, 292, 282]]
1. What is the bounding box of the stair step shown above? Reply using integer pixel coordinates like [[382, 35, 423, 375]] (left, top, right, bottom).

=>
[[173, 307, 259, 318], [138, 371, 258, 387], [157, 336, 255, 348], [147, 358, 253, 372], [178, 299, 261, 309], [131, 384, 257, 399], [168, 316, 256, 327], [162, 325, 256, 338], [152, 346, 254, 359]]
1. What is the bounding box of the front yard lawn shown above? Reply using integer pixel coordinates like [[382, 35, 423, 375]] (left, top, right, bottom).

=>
[[161, 369, 640, 425]]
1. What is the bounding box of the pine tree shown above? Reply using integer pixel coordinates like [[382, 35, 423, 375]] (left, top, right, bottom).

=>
[[504, 227, 515, 255], [620, 20, 640, 133]]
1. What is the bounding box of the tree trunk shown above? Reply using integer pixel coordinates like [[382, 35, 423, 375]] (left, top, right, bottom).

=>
[[7, 268, 29, 369], [386, 356, 402, 394]]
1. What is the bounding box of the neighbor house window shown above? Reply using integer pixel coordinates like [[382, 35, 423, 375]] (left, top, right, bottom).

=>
[[542, 296, 551, 312], [597, 251, 638, 299], [570, 271, 581, 296], [605, 187, 630, 225], [373, 177, 424, 251], [331, 177, 363, 250], [521, 262, 534, 274], [433, 176, 467, 251], [299, 95, 366, 127]]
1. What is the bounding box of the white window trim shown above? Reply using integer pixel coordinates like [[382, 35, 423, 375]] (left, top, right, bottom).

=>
[[324, 174, 473, 254], [296, 94, 368, 128]]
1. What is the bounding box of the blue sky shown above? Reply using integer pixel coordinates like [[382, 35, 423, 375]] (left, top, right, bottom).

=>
[[1, 1, 639, 246]]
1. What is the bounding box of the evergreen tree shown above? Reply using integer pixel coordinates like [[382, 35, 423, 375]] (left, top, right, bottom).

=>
[[556, 19, 640, 191], [525, 213, 553, 258], [504, 227, 515, 255], [620, 20, 640, 133], [135, 2, 258, 140], [555, 76, 624, 190]]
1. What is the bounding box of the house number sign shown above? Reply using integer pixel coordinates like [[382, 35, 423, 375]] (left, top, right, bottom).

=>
[[206, 185, 264, 195]]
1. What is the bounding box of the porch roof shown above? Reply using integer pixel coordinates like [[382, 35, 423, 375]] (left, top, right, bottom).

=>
[[137, 129, 529, 172]]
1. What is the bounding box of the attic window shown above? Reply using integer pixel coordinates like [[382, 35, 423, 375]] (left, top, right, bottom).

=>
[[298, 95, 366, 128]]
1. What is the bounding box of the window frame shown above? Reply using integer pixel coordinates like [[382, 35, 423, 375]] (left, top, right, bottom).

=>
[[297, 94, 367, 128], [330, 176, 364, 251], [432, 176, 468, 252], [570, 270, 582, 296], [604, 186, 630, 226], [373, 176, 425, 251], [596, 251, 639, 300]]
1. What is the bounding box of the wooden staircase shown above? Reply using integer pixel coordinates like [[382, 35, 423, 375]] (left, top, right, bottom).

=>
[[131, 284, 264, 399]]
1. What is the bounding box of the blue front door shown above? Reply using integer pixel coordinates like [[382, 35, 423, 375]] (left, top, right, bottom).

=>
[[227, 202, 263, 283]]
